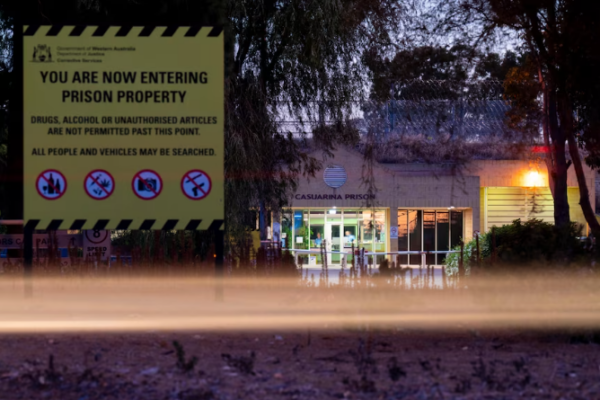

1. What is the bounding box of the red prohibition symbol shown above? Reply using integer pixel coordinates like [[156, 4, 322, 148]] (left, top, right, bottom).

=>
[[36, 169, 67, 200], [84, 170, 115, 200], [132, 169, 163, 200], [181, 170, 212, 200]]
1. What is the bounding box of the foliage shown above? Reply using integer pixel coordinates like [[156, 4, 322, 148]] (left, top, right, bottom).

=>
[[280, 249, 299, 275], [221, 351, 255, 375], [484, 219, 583, 265], [0, 8, 12, 218], [226, 0, 401, 241], [360, 47, 534, 170], [445, 232, 489, 277], [282, 225, 293, 249], [364, 45, 522, 102], [502, 56, 542, 139], [294, 225, 312, 250], [172, 340, 198, 373], [111, 230, 215, 263], [446, 219, 584, 276], [428, 0, 600, 237]]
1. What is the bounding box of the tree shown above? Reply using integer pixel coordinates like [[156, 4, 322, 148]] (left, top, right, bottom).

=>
[[432, 0, 600, 239], [226, 0, 399, 241], [362, 45, 529, 152], [0, 9, 10, 222]]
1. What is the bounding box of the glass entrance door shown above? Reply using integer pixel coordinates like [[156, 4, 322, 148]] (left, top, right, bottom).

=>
[[325, 222, 342, 264]]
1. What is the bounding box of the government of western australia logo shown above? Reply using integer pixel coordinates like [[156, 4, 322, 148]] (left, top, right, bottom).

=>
[[32, 44, 53, 62]]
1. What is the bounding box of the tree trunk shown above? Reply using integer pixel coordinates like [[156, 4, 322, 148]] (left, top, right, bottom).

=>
[[547, 90, 571, 230], [565, 117, 600, 238], [257, 0, 271, 243], [551, 146, 571, 230], [259, 201, 267, 241]]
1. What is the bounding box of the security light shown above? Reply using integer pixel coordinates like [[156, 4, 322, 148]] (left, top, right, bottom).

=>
[[524, 170, 544, 188]]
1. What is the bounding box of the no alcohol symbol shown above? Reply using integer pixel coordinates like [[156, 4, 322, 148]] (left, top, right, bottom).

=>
[[36, 169, 67, 200], [84, 170, 115, 200], [181, 170, 212, 200]]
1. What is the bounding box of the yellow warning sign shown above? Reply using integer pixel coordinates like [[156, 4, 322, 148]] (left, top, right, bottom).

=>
[[23, 25, 224, 231]]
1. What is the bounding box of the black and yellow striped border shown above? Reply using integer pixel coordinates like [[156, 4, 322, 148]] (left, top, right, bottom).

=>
[[23, 24, 223, 232], [24, 25, 222, 37], [25, 219, 224, 231]]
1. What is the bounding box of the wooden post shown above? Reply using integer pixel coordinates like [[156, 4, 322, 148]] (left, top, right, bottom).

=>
[[475, 233, 480, 268], [23, 222, 33, 298], [441, 256, 446, 290], [215, 230, 224, 302], [458, 241, 465, 279], [492, 227, 497, 265]]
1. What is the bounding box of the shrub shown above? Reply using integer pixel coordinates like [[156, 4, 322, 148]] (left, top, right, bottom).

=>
[[484, 219, 583, 265], [445, 219, 584, 275], [445, 232, 489, 277]]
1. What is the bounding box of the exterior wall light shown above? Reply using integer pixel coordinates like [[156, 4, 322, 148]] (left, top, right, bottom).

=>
[[524, 170, 544, 188]]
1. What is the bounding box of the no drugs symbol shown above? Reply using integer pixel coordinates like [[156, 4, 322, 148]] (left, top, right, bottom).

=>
[[85, 170, 115, 200]]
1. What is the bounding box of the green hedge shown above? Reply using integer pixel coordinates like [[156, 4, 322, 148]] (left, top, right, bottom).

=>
[[445, 219, 584, 275]]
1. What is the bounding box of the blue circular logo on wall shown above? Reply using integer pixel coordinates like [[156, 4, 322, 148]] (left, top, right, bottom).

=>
[[323, 165, 347, 188]]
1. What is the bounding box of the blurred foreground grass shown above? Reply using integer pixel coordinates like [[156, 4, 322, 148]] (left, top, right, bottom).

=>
[[0, 271, 598, 332]]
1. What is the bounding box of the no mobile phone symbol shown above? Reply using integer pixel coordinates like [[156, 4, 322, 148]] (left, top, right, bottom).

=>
[[36, 169, 67, 200], [181, 170, 212, 200], [132, 170, 163, 200], [85, 170, 115, 200]]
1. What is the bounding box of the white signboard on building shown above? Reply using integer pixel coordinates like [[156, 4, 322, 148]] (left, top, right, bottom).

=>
[[390, 226, 399, 240]]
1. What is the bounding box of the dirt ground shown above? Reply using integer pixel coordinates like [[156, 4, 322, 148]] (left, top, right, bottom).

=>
[[0, 330, 598, 400]]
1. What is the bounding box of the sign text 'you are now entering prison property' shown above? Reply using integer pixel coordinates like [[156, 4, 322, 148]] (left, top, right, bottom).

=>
[[23, 25, 224, 231]]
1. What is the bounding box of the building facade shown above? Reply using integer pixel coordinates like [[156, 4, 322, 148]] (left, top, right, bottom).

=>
[[278, 147, 594, 266]]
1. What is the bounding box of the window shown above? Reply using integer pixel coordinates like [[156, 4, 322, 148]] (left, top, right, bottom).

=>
[[423, 211, 436, 265], [287, 208, 387, 265], [282, 212, 293, 249], [398, 209, 464, 265], [398, 210, 408, 264], [294, 210, 309, 252], [436, 212, 449, 264], [450, 210, 463, 248], [408, 210, 422, 264]]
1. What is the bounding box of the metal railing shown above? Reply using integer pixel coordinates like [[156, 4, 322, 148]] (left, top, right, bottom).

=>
[[289, 249, 459, 269]]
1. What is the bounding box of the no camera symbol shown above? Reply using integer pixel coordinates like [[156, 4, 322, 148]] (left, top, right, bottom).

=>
[[132, 170, 163, 200]]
